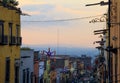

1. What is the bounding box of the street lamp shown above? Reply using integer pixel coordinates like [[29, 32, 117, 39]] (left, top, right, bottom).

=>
[[86, 1, 109, 6], [86, 0, 111, 83]]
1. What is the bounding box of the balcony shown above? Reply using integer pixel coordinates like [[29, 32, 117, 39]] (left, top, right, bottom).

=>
[[9, 36, 16, 45], [16, 37, 22, 45], [0, 35, 8, 45]]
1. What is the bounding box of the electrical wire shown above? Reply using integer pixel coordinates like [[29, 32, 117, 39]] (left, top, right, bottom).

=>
[[21, 14, 104, 22]]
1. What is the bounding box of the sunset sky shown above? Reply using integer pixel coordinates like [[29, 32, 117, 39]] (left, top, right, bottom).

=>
[[19, 0, 108, 49]]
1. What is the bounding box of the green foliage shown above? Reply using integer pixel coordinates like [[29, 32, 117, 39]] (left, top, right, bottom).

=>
[[21, 47, 32, 50], [3, 0, 19, 6], [3, 0, 8, 3]]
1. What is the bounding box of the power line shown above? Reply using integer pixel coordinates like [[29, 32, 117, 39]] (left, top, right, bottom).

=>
[[21, 14, 104, 22]]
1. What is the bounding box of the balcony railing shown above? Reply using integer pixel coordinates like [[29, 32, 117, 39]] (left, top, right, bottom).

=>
[[16, 37, 22, 45], [0, 35, 8, 45], [0, 35, 22, 46], [9, 36, 16, 45]]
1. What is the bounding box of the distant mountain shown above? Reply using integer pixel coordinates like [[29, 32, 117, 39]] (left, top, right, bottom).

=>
[[21, 44, 99, 58]]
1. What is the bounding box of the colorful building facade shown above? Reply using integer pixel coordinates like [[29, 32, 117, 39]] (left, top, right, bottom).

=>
[[0, 0, 21, 83]]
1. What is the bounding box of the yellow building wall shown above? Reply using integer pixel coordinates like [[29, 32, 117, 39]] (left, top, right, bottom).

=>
[[0, 3, 21, 83]]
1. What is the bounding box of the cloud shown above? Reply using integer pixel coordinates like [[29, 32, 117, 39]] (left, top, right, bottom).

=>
[[19, 0, 107, 16], [24, 5, 106, 21], [18, 0, 47, 7], [20, 0, 107, 48], [22, 4, 55, 12], [22, 11, 40, 15]]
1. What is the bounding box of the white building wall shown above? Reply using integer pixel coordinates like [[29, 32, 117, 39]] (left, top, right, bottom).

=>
[[20, 50, 34, 83], [39, 61, 44, 77]]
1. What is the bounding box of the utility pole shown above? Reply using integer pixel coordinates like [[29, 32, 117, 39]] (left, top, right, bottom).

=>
[[108, 0, 111, 82], [86, 0, 111, 83]]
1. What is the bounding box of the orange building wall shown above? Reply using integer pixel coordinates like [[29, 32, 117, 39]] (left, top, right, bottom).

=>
[[34, 61, 39, 83]]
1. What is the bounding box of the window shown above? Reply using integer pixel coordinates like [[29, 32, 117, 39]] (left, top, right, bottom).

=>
[[16, 25, 20, 37], [0, 22, 3, 36], [26, 68, 29, 83], [23, 69, 26, 83], [16, 25, 22, 45], [9, 23, 12, 44], [9, 23, 12, 37], [9, 23, 16, 45], [30, 72, 33, 83], [15, 65, 19, 83], [22, 68, 29, 83], [5, 57, 10, 83], [0, 21, 4, 43]]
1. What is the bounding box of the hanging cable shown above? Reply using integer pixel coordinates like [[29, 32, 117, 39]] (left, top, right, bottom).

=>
[[21, 14, 104, 22]]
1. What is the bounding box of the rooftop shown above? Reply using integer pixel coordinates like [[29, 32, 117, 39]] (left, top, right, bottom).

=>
[[0, 0, 21, 13]]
